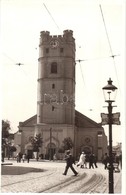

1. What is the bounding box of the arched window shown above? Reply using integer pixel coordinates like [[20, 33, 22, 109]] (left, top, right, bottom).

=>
[[51, 62, 57, 73]]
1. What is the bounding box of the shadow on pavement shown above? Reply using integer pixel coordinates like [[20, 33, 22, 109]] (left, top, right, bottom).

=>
[[1, 166, 45, 175]]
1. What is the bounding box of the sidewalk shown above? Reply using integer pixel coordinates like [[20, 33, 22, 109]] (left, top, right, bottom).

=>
[[1, 159, 122, 193]]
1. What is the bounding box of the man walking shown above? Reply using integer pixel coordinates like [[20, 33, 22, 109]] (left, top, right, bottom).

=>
[[63, 150, 78, 176], [103, 153, 109, 170]]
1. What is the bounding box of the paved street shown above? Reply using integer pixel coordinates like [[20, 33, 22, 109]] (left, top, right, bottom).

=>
[[1, 159, 121, 193]]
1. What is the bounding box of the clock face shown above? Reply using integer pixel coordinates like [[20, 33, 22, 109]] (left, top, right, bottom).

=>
[[50, 40, 59, 48]]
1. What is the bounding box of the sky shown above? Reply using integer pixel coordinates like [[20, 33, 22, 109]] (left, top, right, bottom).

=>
[[1, 0, 125, 146]]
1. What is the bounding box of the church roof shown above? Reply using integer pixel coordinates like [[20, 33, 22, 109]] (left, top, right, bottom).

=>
[[19, 115, 37, 127], [19, 110, 102, 128], [75, 110, 102, 128]]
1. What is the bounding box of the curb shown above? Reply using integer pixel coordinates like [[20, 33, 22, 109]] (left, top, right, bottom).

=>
[[1, 163, 13, 165]]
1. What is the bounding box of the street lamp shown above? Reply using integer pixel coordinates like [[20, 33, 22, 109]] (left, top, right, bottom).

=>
[[102, 78, 118, 194]]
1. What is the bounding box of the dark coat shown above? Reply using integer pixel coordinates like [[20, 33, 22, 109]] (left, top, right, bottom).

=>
[[64, 154, 75, 165]]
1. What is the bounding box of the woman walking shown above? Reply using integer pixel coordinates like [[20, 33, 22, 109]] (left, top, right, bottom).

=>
[[77, 152, 86, 168]]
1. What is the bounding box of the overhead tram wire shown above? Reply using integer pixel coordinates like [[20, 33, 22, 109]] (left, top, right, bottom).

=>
[[2, 52, 27, 75], [77, 60, 93, 112], [42, 3, 81, 50], [99, 4, 121, 93], [43, 3, 62, 34], [76, 54, 120, 63], [2, 52, 17, 64]]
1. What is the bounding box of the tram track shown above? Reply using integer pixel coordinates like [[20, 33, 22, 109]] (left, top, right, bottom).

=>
[[38, 172, 87, 193], [38, 172, 107, 193], [73, 173, 107, 193], [38, 171, 107, 193], [2, 168, 107, 193]]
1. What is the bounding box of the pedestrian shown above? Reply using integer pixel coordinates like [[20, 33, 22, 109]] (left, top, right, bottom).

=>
[[26, 154, 30, 163], [53, 153, 57, 161], [2, 151, 5, 162], [77, 151, 86, 168], [16, 153, 19, 163], [85, 154, 90, 168], [93, 153, 98, 168], [102, 153, 109, 169], [63, 150, 78, 176], [18, 152, 22, 162], [22, 154, 26, 163], [115, 155, 120, 166], [119, 153, 122, 169], [84, 154, 88, 168], [89, 153, 94, 169]]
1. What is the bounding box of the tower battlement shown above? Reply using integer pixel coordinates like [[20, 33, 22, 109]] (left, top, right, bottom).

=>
[[63, 30, 73, 36], [41, 31, 50, 35], [40, 30, 74, 42]]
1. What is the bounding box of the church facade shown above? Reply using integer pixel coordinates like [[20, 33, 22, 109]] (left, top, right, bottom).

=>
[[18, 30, 107, 161]]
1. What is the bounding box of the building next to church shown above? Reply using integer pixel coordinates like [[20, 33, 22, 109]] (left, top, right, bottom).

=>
[[17, 30, 107, 161]]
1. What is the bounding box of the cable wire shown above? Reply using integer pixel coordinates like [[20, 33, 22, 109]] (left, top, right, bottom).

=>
[[43, 3, 61, 33], [42, 3, 81, 50], [99, 4, 121, 93], [78, 61, 93, 111], [99, 5, 113, 55]]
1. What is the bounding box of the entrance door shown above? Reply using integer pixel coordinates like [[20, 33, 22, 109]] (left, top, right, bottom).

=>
[[47, 143, 56, 160], [48, 148, 56, 160]]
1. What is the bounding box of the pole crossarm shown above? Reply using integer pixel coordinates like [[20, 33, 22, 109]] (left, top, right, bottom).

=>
[[101, 112, 120, 125]]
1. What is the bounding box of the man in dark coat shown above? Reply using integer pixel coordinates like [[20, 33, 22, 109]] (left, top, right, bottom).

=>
[[103, 153, 109, 169], [63, 150, 78, 176], [89, 153, 94, 169], [26, 154, 30, 163]]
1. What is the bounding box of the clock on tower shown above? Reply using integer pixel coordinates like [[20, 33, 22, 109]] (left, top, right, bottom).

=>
[[50, 40, 59, 48]]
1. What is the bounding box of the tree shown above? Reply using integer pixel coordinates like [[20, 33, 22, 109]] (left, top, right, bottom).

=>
[[7, 145, 17, 159], [30, 134, 43, 161], [2, 120, 11, 147], [62, 137, 74, 151], [2, 120, 11, 161], [9, 145, 17, 152], [2, 120, 10, 137]]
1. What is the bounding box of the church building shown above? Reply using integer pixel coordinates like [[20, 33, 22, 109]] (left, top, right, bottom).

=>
[[18, 30, 107, 161]]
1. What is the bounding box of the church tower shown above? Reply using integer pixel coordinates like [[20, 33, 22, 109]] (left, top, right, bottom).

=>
[[37, 30, 75, 125], [35, 30, 76, 158]]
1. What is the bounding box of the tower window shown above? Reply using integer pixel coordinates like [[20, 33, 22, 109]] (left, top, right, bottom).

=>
[[52, 106, 55, 111], [46, 48, 49, 53], [52, 84, 55, 89], [51, 62, 57, 73]]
